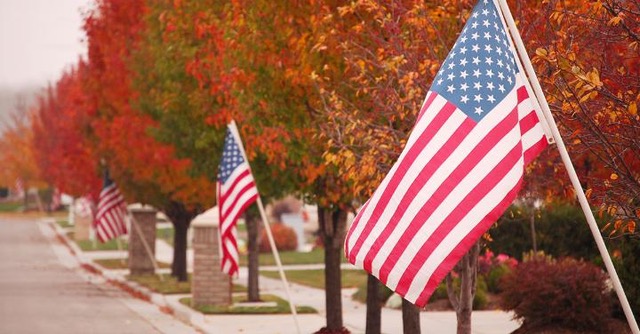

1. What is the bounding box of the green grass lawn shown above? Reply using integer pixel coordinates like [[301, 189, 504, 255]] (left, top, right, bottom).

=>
[[260, 269, 368, 289], [156, 227, 174, 245], [0, 201, 22, 212], [181, 294, 316, 314], [128, 273, 248, 294], [239, 248, 348, 266], [73, 233, 128, 251], [56, 219, 72, 228], [94, 258, 171, 270]]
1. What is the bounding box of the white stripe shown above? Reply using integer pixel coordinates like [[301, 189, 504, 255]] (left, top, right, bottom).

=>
[[220, 163, 254, 215], [220, 187, 258, 236], [385, 123, 523, 290], [404, 157, 524, 302]]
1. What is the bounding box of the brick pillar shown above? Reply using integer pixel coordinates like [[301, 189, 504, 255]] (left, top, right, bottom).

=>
[[73, 214, 92, 241], [128, 207, 157, 275], [192, 207, 231, 307]]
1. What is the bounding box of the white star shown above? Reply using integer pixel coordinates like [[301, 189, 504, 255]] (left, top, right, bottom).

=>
[[460, 36, 468, 43], [460, 70, 469, 79], [472, 32, 479, 40], [472, 57, 481, 65], [461, 95, 469, 103], [487, 95, 496, 103], [459, 46, 467, 54], [482, 9, 489, 16], [496, 47, 503, 55], [485, 57, 494, 65], [483, 20, 490, 27], [497, 59, 504, 67], [447, 72, 456, 81], [484, 32, 491, 40], [447, 85, 456, 93], [499, 84, 506, 92], [460, 58, 468, 66], [474, 82, 483, 90], [475, 107, 484, 115], [486, 69, 494, 78], [498, 72, 505, 80], [448, 62, 456, 70], [474, 94, 483, 102], [460, 82, 469, 91], [472, 44, 480, 52], [484, 45, 493, 53], [473, 69, 482, 78], [507, 76, 513, 84], [487, 82, 495, 90], [437, 78, 443, 85], [472, 22, 479, 29]]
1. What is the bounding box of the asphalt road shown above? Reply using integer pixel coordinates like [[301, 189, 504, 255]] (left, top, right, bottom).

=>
[[0, 216, 195, 334]]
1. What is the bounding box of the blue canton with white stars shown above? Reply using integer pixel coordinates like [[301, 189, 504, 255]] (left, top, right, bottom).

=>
[[431, 0, 517, 122], [218, 128, 246, 184]]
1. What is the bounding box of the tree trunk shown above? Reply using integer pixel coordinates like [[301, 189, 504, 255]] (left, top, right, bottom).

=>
[[318, 207, 347, 332], [164, 201, 198, 282], [402, 298, 421, 334], [245, 208, 261, 301], [365, 274, 381, 334], [446, 241, 480, 334]]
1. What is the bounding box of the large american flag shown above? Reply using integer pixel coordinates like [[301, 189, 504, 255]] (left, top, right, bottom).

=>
[[217, 123, 258, 276], [95, 170, 128, 243], [344, 0, 549, 307]]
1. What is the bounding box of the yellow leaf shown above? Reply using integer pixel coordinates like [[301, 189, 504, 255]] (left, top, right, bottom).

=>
[[629, 102, 637, 116], [610, 173, 619, 180], [585, 188, 593, 199]]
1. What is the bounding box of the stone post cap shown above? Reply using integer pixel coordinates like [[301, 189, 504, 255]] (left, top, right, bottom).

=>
[[192, 206, 219, 227], [127, 203, 158, 213]]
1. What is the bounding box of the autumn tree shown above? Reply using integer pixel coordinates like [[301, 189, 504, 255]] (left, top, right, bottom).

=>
[[31, 62, 102, 199], [83, 0, 214, 281], [521, 0, 640, 236]]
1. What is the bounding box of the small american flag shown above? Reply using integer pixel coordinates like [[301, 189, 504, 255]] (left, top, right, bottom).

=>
[[95, 170, 128, 243], [217, 122, 258, 276], [14, 178, 24, 198], [344, 0, 549, 307]]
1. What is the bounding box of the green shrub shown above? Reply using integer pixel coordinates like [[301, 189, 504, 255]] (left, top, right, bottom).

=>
[[427, 276, 489, 310], [485, 263, 511, 294], [500, 254, 612, 331], [259, 223, 298, 253]]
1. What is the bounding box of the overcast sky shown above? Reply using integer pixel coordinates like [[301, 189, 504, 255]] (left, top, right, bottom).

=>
[[0, 0, 91, 89]]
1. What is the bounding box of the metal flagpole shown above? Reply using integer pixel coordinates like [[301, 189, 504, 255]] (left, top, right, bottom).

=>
[[493, 0, 640, 332], [127, 209, 164, 282], [228, 121, 301, 334]]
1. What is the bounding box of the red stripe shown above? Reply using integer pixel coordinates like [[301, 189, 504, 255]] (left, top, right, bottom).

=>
[[414, 176, 524, 306], [347, 99, 457, 263], [523, 136, 547, 165], [361, 116, 476, 273], [221, 180, 257, 222], [344, 199, 371, 256], [416, 92, 437, 123], [519, 108, 540, 135], [395, 142, 523, 297], [220, 169, 252, 204], [375, 108, 519, 283]]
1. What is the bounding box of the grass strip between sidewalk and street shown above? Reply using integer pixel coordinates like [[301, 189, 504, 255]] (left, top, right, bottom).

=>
[[259, 269, 368, 289], [127, 273, 248, 294], [239, 248, 349, 266], [180, 294, 317, 314]]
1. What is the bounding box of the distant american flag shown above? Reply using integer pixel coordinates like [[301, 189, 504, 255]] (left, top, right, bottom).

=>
[[95, 170, 128, 243], [217, 122, 258, 276], [14, 178, 24, 198], [344, 0, 548, 307]]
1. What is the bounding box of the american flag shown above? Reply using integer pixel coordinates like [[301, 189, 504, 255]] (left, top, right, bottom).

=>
[[95, 170, 128, 243], [51, 188, 62, 211], [14, 178, 24, 198], [217, 122, 258, 276], [344, 0, 549, 307]]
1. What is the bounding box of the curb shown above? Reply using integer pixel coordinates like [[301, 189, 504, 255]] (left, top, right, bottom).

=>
[[44, 218, 212, 334]]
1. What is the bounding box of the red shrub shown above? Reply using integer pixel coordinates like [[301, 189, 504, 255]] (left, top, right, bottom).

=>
[[500, 254, 612, 331], [259, 223, 298, 253]]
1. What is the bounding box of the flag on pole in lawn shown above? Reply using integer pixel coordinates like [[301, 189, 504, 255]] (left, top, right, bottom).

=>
[[344, 0, 549, 307], [217, 122, 259, 276], [95, 169, 128, 243], [51, 188, 62, 211]]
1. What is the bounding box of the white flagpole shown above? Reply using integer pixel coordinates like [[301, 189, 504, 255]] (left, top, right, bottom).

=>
[[228, 121, 302, 334], [493, 1, 640, 332]]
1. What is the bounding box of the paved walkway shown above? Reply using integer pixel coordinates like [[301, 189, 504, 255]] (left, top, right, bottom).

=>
[[50, 218, 521, 334], [0, 217, 196, 334]]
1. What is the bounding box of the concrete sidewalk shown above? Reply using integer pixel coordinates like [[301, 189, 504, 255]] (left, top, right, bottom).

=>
[[49, 219, 521, 334]]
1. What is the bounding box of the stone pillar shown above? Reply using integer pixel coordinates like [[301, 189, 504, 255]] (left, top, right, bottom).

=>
[[192, 206, 231, 307], [128, 207, 157, 276], [74, 214, 92, 241]]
